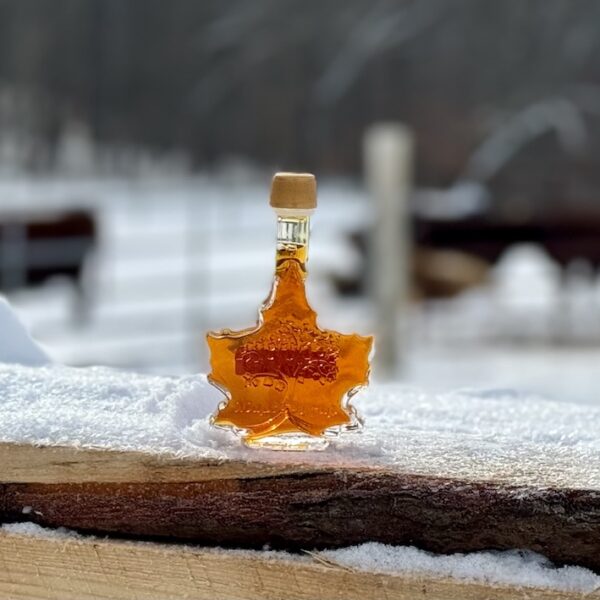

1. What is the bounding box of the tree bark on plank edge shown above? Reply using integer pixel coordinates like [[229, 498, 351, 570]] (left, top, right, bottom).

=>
[[2, 470, 599, 572]]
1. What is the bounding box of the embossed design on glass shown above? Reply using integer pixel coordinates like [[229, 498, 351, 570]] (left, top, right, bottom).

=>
[[207, 173, 373, 450]]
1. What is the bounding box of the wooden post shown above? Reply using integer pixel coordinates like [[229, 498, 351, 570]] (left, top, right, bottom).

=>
[[0, 222, 27, 291], [364, 123, 414, 379]]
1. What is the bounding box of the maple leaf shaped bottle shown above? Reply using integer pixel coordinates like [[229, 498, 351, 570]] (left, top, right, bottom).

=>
[[207, 172, 373, 450]]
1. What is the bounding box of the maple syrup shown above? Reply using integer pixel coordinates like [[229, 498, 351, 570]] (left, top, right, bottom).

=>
[[207, 173, 373, 450]]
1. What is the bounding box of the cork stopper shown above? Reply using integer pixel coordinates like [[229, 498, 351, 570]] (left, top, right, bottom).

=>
[[270, 172, 317, 210]]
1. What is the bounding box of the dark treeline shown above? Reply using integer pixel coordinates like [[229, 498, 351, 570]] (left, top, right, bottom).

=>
[[1, 0, 600, 195]]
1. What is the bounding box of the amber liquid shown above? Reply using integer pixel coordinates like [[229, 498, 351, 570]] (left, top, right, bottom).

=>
[[207, 236, 372, 448]]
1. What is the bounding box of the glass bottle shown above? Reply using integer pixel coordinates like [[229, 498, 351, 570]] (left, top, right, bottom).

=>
[[207, 173, 373, 450]]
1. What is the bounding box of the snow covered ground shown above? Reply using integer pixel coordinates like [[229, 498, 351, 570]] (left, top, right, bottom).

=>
[[3, 175, 600, 406], [402, 244, 600, 405], [1, 175, 368, 372], [0, 298, 49, 366]]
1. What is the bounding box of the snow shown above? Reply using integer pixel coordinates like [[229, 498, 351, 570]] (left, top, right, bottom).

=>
[[3, 522, 82, 541], [3, 176, 600, 406], [403, 343, 600, 407], [0, 298, 50, 366], [402, 243, 600, 406], [1, 175, 368, 374], [3, 523, 599, 593], [321, 543, 600, 593], [0, 363, 599, 489]]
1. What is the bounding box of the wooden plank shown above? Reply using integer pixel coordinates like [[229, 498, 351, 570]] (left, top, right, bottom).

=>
[[0, 442, 332, 484], [0, 530, 594, 600], [1, 443, 600, 572]]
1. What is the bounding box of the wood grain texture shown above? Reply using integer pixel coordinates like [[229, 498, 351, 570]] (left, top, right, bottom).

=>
[[0, 530, 596, 600], [1, 443, 600, 572], [0, 443, 330, 484]]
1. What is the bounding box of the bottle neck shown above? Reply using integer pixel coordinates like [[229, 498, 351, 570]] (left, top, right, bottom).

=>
[[275, 210, 312, 275]]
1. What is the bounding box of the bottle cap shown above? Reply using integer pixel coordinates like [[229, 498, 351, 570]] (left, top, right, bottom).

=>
[[270, 172, 317, 210]]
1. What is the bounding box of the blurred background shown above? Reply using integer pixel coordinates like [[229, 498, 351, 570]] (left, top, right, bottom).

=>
[[2, 0, 600, 405]]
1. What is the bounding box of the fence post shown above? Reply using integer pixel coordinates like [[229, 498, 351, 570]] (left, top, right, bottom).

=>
[[364, 123, 414, 379]]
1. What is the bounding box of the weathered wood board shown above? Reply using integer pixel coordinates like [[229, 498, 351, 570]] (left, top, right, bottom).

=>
[[0, 529, 596, 600], [2, 364, 600, 598], [1, 442, 600, 574]]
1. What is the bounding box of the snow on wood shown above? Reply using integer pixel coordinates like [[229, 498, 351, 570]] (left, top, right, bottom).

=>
[[0, 363, 599, 489], [1, 524, 599, 600], [1, 362, 600, 578]]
